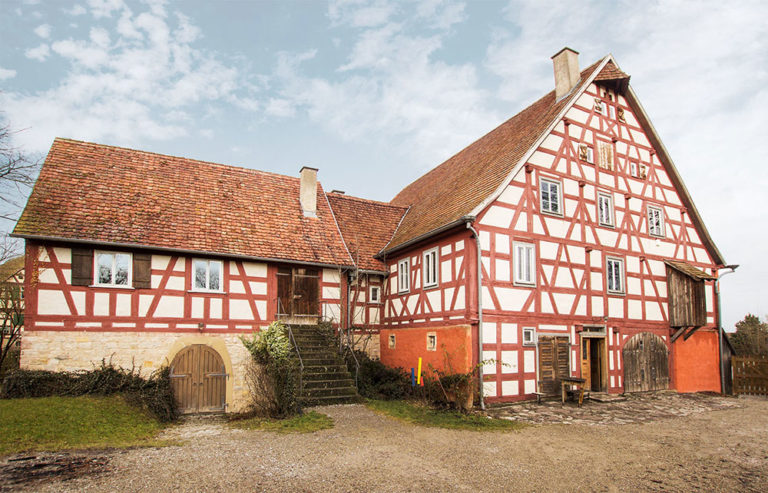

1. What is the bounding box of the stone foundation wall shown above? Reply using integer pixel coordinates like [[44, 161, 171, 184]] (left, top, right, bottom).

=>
[[20, 331, 254, 412], [352, 330, 381, 360]]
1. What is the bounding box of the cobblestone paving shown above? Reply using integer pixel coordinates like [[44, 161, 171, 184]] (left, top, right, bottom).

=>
[[486, 391, 743, 425]]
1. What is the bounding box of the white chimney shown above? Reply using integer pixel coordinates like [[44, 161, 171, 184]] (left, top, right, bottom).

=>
[[299, 166, 318, 217], [551, 47, 580, 100]]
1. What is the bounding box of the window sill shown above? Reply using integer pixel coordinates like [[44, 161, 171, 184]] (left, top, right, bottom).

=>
[[397, 290, 410, 295], [423, 283, 439, 290], [599, 223, 615, 229], [607, 291, 626, 297], [89, 284, 134, 290], [540, 210, 564, 218], [188, 289, 226, 294], [513, 282, 536, 289]]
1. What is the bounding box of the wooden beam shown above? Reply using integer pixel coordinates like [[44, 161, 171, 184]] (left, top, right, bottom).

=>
[[671, 327, 688, 343], [683, 326, 702, 341]]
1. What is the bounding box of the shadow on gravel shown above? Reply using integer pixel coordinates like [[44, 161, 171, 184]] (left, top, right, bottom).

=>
[[0, 453, 110, 491]]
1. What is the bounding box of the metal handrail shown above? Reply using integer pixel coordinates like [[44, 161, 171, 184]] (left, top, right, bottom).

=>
[[279, 298, 305, 413], [342, 328, 360, 390]]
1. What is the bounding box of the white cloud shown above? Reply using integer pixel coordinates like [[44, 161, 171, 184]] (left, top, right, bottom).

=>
[[34, 23, 52, 39], [3, 2, 252, 153], [264, 98, 296, 118], [66, 4, 88, 16], [275, 1, 498, 167], [86, 0, 126, 19], [24, 43, 50, 61], [0, 67, 17, 80]]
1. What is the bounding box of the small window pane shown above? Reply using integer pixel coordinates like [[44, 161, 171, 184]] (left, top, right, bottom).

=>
[[114, 254, 130, 285], [194, 260, 207, 289], [209, 261, 221, 290], [97, 253, 113, 284]]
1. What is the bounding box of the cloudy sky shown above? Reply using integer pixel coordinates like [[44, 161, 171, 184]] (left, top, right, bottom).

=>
[[1, 0, 766, 329]]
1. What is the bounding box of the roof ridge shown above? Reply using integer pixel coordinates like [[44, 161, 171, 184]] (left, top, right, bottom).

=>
[[53, 138, 304, 182], [327, 191, 408, 210]]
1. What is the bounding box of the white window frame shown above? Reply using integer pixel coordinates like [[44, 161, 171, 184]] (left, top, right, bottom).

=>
[[513, 241, 536, 287], [427, 332, 437, 352], [192, 258, 224, 292], [369, 285, 381, 304], [539, 177, 562, 216], [422, 247, 439, 288], [397, 258, 410, 293], [606, 256, 625, 295], [597, 191, 615, 227], [522, 327, 537, 346], [647, 205, 665, 237], [630, 161, 639, 178], [94, 251, 132, 287]]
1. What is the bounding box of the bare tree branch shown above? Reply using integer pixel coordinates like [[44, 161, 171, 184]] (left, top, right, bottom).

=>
[[0, 120, 40, 222]]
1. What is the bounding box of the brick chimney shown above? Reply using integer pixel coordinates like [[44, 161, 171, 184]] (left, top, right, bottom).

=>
[[299, 166, 318, 217], [551, 47, 580, 100]]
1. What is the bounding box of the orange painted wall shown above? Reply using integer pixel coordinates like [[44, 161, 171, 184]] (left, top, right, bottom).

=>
[[380, 325, 473, 375], [672, 329, 721, 393]]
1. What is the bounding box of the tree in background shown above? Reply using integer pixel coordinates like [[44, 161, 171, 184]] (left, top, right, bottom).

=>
[[728, 314, 768, 357]]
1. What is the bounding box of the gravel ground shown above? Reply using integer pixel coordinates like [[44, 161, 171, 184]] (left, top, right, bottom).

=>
[[5, 395, 768, 492]]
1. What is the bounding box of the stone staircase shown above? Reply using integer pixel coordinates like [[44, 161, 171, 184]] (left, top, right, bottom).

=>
[[288, 325, 361, 406]]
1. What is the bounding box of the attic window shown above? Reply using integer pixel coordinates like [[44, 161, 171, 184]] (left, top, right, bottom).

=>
[[617, 107, 626, 122], [597, 141, 614, 171], [370, 285, 380, 303], [639, 164, 648, 180], [648, 205, 665, 237], [594, 98, 604, 115], [630, 161, 639, 178]]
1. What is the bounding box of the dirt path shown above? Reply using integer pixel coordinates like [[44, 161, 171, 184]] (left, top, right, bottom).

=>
[[4, 395, 768, 492]]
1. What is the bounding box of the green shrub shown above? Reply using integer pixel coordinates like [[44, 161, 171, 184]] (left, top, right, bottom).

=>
[[0, 362, 177, 422], [241, 321, 300, 418], [346, 349, 411, 400], [0, 347, 19, 378]]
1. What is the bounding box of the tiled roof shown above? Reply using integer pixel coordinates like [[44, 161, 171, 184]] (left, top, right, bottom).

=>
[[664, 260, 716, 281], [326, 193, 407, 272], [387, 60, 605, 252], [0, 256, 24, 282], [594, 61, 630, 81], [14, 139, 354, 267]]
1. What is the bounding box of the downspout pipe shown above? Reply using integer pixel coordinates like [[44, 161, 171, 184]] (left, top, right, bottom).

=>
[[715, 265, 738, 394], [466, 221, 485, 410]]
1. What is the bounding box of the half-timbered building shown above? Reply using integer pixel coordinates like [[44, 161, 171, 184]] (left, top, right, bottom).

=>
[[13, 48, 729, 411]]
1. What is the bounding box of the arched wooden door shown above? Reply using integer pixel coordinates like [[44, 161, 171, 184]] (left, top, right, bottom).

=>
[[622, 332, 670, 393], [170, 345, 227, 414]]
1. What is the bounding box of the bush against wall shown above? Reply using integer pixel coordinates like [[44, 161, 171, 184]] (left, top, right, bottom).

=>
[[0, 362, 177, 422], [240, 321, 300, 418], [346, 349, 411, 400]]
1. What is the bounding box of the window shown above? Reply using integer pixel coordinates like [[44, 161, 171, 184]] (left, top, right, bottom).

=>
[[594, 98, 604, 115], [597, 192, 614, 227], [397, 258, 410, 293], [606, 257, 625, 294], [513, 242, 536, 286], [597, 141, 614, 170], [629, 161, 639, 178], [370, 286, 381, 303], [95, 251, 131, 286], [388, 334, 396, 349], [578, 144, 594, 164], [423, 248, 439, 288], [427, 333, 437, 352], [540, 178, 562, 215], [193, 259, 222, 291], [648, 206, 665, 237], [523, 328, 536, 346]]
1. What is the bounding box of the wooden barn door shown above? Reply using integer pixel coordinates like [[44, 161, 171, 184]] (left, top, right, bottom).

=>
[[170, 345, 227, 414], [622, 333, 669, 393], [538, 336, 570, 395]]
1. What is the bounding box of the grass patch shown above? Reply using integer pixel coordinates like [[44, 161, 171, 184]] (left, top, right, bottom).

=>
[[0, 395, 167, 455], [229, 411, 334, 434], [366, 399, 526, 431]]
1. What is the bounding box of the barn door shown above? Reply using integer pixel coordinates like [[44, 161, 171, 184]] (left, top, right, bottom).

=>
[[622, 332, 669, 392], [277, 267, 319, 319], [538, 336, 570, 395], [170, 345, 227, 414]]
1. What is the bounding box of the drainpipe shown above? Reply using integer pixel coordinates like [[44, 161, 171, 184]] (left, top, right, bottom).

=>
[[466, 221, 485, 410], [715, 264, 738, 394]]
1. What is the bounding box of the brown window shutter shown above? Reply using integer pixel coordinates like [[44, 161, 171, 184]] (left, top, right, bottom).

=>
[[133, 252, 152, 289], [71, 247, 93, 286]]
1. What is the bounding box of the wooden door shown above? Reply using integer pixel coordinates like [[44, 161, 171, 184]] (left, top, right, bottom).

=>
[[581, 337, 591, 390], [622, 332, 669, 393], [276, 267, 319, 318], [538, 336, 570, 395], [170, 345, 227, 414]]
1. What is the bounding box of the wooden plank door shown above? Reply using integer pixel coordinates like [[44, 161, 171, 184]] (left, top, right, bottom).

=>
[[170, 345, 227, 414], [538, 336, 570, 395], [581, 337, 591, 390], [622, 332, 669, 392]]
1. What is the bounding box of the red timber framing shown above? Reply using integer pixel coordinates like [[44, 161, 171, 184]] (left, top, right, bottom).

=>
[[473, 80, 719, 402], [25, 242, 344, 334]]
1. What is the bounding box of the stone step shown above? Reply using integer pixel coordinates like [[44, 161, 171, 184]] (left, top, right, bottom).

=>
[[300, 394, 363, 406], [302, 357, 343, 366], [303, 385, 357, 397], [302, 370, 353, 381], [303, 378, 355, 390]]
